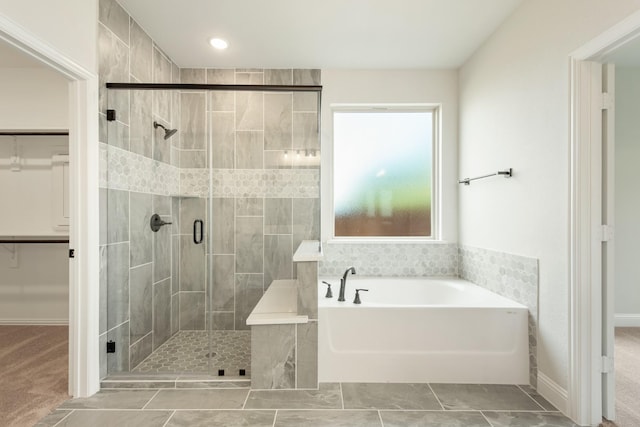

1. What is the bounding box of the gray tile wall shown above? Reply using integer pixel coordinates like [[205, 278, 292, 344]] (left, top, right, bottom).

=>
[[251, 324, 296, 389], [181, 199, 207, 330], [99, 0, 181, 376], [296, 261, 319, 389], [100, 3, 321, 372], [178, 68, 321, 332], [177, 197, 206, 332], [101, 13, 321, 375], [296, 321, 318, 389], [296, 262, 318, 319]]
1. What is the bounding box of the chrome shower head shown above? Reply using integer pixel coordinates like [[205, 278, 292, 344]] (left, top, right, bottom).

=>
[[153, 121, 178, 140]]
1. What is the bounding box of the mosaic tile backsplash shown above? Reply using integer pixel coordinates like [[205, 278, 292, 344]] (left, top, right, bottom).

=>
[[319, 243, 459, 277], [458, 245, 539, 387], [180, 168, 320, 198], [100, 148, 320, 199], [101, 143, 180, 195]]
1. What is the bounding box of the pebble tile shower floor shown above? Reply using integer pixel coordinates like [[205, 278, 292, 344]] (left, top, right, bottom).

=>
[[132, 330, 250, 376]]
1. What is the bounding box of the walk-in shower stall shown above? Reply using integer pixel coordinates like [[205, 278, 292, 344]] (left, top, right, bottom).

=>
[[100, 70, 321, 379]]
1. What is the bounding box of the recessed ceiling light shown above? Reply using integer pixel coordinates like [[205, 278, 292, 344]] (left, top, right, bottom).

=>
[[209, 38, 228, 50]]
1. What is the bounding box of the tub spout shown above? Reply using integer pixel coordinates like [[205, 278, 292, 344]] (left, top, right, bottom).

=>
[[338, 267, 356, 302]]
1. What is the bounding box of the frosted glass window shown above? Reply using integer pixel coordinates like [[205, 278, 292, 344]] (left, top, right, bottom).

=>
[[333, 109, 433, 237]]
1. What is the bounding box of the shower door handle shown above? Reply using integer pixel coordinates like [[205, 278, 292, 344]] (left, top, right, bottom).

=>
[[193, 219, 203, 244]]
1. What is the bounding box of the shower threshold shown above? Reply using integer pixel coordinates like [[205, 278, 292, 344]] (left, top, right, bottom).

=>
[[100, 373, 250, 389], [102, 330, 251, 389]]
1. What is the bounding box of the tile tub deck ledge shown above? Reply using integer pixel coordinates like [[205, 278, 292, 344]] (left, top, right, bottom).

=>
[[246, 279, 308, 326], [292, 240, 323, 262]]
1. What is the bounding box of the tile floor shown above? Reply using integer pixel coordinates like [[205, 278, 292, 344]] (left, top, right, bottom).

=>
[[37, 382, 579, 426], [132, 330, 250, 377]]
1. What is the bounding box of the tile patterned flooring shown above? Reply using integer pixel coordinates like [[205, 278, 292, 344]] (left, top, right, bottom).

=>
[[37, 382, 580, 426], [132, 330, 251, 377]]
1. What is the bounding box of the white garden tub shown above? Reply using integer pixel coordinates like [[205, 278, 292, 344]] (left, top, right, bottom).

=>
[[318, 277, 529, 384]]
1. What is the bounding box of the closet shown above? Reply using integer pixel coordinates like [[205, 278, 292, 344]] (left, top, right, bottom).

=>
[[0, 132, 69, 324], [0, 48, 70, 325]]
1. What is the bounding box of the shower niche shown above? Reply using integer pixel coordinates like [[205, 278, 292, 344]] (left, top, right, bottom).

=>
[[100, 70, 321, 381]]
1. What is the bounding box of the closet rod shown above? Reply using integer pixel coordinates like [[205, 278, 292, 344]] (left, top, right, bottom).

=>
[[0, 132, 69, 136], [0, 239, 69, 244]]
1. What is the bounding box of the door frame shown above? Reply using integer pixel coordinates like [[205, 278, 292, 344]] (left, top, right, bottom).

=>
[[0, 16, 100, 397], [569, 10, 640, 426]]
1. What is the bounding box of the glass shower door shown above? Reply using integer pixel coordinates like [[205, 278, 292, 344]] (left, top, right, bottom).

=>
[[102, 87, 212, 376], [204, 80, 321, 379], [102, 75, 321, 380]]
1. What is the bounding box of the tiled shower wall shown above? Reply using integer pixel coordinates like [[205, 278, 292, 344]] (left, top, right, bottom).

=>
[[98, 0, 181, 377], [176, 68, 321, 332], [99, 0, 321, 376]]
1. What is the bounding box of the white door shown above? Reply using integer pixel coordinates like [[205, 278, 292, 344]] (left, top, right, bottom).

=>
[[601, 63, 616, 421]]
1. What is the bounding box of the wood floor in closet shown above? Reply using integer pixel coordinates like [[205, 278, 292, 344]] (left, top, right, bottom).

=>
[[0, 325, 69, 427]]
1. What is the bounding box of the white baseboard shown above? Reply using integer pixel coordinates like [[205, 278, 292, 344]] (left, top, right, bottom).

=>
[[0, 319, 68, 325], [615, 313, 640, 327], [537, 371, 568, 415]]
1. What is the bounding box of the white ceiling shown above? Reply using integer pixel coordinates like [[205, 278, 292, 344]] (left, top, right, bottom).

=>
[[118, 0, 524, 69]]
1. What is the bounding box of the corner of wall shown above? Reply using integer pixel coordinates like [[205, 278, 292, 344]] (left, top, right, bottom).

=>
[[537, 371, 569, 415]]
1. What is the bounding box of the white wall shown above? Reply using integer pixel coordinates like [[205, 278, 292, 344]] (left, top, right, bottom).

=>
[[458, 0, 640, 395], [0, 244, 69, 323], [320, 69, 458, 243], [0, 0, 97, 73], [0, 68, 68, 129], [614, 66, 640, 319], [0, 135, 69, 236]]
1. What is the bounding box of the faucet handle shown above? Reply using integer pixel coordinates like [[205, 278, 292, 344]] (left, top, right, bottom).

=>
[[353, 288, 369, 304], [322, 281, 333, 298], [150, 214, 173, 232]]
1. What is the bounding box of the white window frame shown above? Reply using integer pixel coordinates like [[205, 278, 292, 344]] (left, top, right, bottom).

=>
[[329, 103, 441, 242]]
